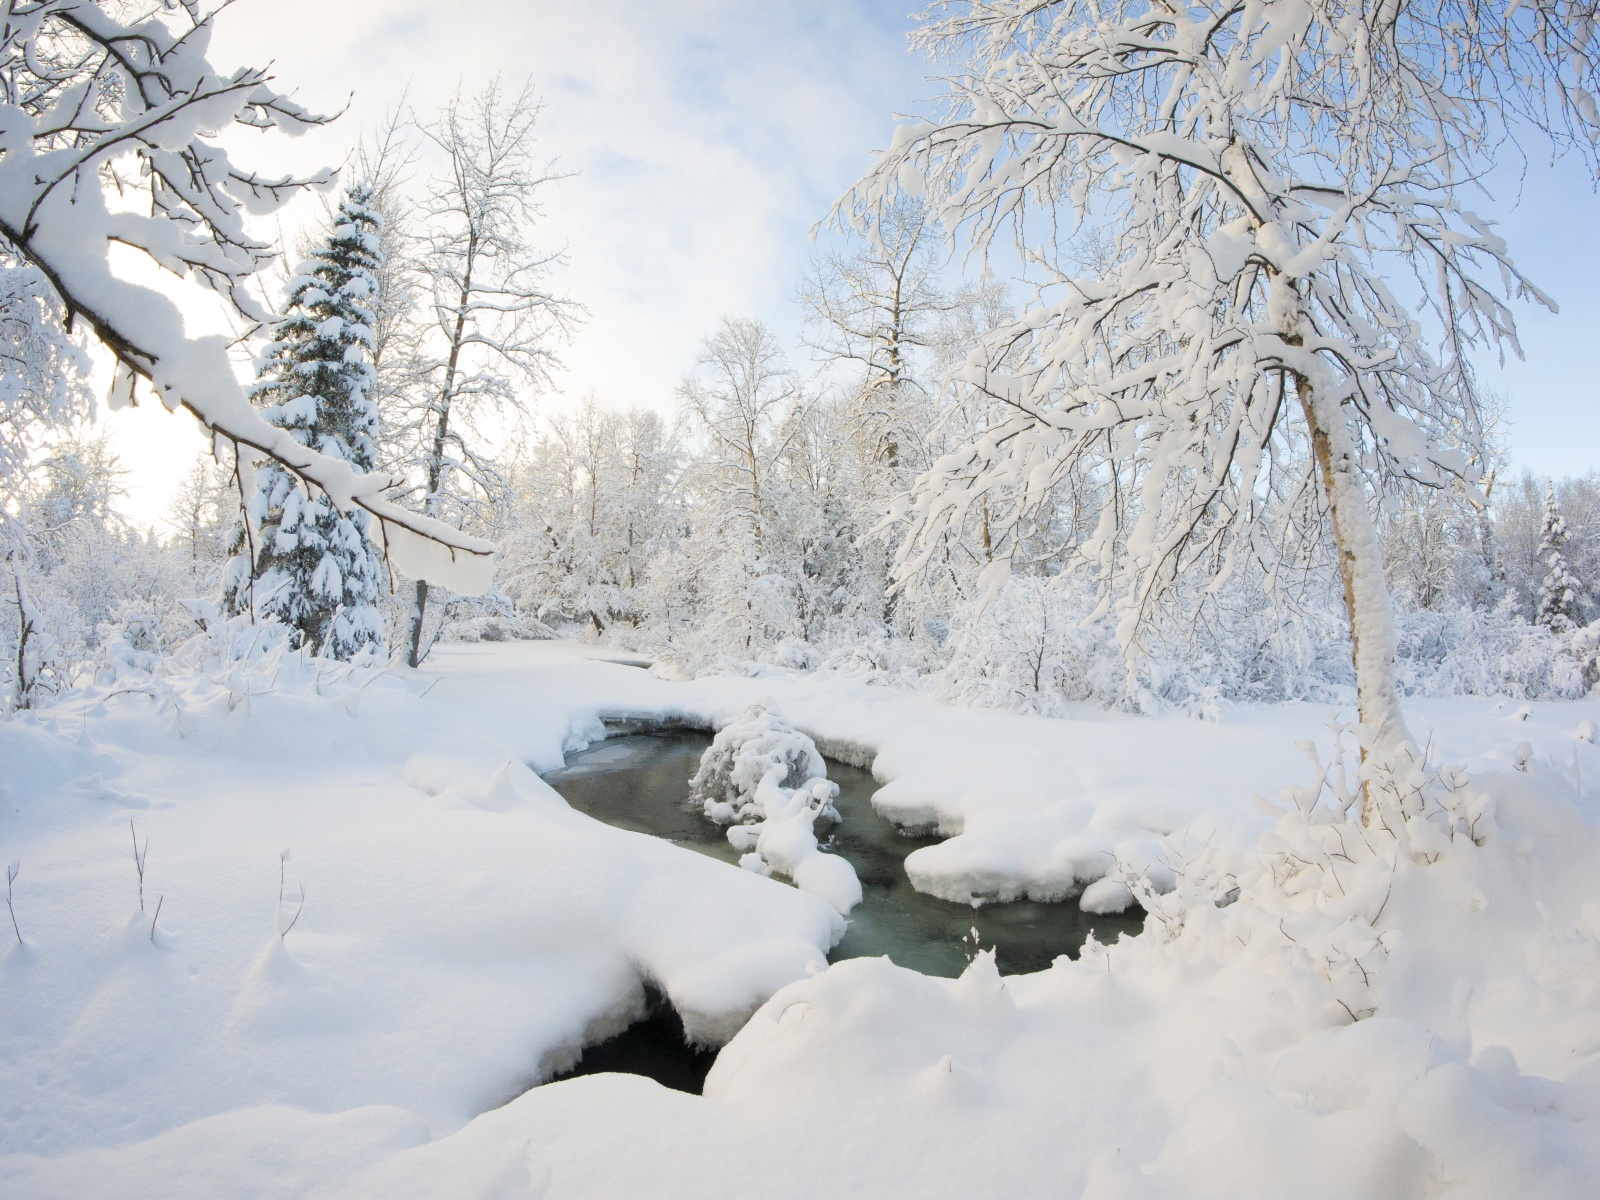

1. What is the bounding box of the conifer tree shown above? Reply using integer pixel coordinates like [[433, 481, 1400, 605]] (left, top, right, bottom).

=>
[[223, 186, 388, 659], [1536, 483, 1584, 631]]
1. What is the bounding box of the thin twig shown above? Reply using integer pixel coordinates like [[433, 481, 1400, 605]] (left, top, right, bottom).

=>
[[280, 883, 306, 940], [149, 894, 164, 943], [5, 863, 20, 947], [130, 819, 147, 912]]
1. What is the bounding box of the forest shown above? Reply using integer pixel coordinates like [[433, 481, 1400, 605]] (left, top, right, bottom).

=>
[[10, 124, 1600, 716], [4, 2, 1600, 1198]]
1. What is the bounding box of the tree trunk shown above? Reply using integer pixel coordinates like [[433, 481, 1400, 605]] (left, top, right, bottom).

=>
[[406, 578, 429, 669], [11, 555, 38, 711], [403, 241, 475, 668], [1295, 370, 1414, 807]]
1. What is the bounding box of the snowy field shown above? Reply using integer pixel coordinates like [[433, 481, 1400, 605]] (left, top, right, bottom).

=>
[[1, 641, 1598, 1197]]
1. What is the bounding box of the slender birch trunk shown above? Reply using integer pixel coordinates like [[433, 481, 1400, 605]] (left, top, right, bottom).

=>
[[1294, 369, 1415, 811]]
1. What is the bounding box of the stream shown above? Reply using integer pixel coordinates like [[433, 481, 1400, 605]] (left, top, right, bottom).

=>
[[540, 730, 1142, 1093]]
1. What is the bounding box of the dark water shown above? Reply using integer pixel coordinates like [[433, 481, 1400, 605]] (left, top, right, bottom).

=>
[[544, 731, 1142, 976], [541, 730, 1143, 1093], [546, 984, 717, 1093]]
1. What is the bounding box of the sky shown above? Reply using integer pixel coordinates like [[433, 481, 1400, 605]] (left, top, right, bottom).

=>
[[102, 0, 1600, 527]]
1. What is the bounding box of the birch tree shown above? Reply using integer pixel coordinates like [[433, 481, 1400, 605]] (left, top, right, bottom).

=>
[[391, 80, 579, 667], [678, 319, 805, 652], [840, 0, 1599, 789], [799, 198, 952, 478]]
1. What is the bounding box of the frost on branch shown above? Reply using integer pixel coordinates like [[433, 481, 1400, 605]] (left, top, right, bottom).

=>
[[689, 703, 860, 914], [834, 0, 1587, 768], [0, 1, 493, 593]]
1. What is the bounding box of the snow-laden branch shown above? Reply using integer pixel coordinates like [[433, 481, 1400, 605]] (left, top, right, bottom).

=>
[[835, 0, 1592, 775], [0, 1, 495, 594]]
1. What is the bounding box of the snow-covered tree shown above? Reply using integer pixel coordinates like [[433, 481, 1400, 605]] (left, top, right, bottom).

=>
[[1383, 486, 1490, 613], [799, 198, 953, 482], [1, 252, 90, 709], [1536, 483, 1584, 631], [166, 453, 237, 586], [223, 186, 388, 659], [502, 398, 682, 635], [388, 81, 580, 667], [678, 319, 808, 653], [0, 1, 493, 590], [839, 0, 1594, 792], [1495, 472, 1600, 621], [8, 424, 184, 709], [1, 257, 87, 512]]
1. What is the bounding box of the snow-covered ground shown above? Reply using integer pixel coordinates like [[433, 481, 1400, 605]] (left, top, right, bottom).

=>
[[3, 641, 1598, 1197]]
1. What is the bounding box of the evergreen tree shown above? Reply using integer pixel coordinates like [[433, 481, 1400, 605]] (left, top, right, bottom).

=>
[[223, 186, 387, 659], [1536, 483, 1584, 631]]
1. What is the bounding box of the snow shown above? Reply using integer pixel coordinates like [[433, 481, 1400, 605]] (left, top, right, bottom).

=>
[[0, 645, 842, 1163], [690, 702, 861, 913], [2, 641, 1599, 1197]]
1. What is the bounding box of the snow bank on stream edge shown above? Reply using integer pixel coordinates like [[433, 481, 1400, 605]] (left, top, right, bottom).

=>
[[2, 641, 1599, 1198]]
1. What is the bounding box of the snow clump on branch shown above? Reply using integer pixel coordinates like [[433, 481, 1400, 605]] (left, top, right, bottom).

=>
[[690, 703, 861, 914], [0, 1, 494, 593]]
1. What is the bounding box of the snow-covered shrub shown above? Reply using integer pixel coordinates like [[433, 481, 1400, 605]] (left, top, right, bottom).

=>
[[817, 634, 942, 689], [926, 572, 1355, 717], [931, 576, 1125, 715], [96, 602, 168, 678], [1393, 600, 1587, 700], [66, 607, 388, 735], [1569, 619, 1600, 689], [1134, 724, 1493, 1022], [690, 703, 833, 824], [773, 638, 819, 670], [689, 703, 859, 913], [432, 591, 556, 645]]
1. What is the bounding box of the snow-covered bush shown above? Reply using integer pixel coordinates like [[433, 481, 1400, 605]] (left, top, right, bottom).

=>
[[919, 576, 1593, 721], [931, 576, 1124, 715], [1568, 619, 1600, 690], [1394, 600, 1588, 700], [689, 703, 859, 913], [73, 607, 386, 729], [924, 570, 1355, 717], [96, 602, 169, 678], [1133, 725, 1493, 1022]]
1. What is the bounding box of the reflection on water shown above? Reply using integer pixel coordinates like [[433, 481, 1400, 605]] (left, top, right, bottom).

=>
[[544, 731, 1143, 978]]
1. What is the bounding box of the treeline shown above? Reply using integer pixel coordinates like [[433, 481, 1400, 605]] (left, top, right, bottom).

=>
[[5, 92, 1599, 715]]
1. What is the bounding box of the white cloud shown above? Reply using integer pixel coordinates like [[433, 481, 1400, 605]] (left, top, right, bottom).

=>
[[110, 0, 927, 523], [100, 0, 1600, 527]]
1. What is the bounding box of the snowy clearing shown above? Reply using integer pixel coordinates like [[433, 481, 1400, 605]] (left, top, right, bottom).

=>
[[2, 642, 1598, 1197]]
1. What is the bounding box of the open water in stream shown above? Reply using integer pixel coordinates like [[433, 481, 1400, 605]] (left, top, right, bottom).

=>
[[539, 730, 1142, 1093]]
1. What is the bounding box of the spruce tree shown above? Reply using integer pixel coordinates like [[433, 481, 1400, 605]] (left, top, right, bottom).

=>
[[1536, 483, 1584, 632], [223, 185, 387, 659]]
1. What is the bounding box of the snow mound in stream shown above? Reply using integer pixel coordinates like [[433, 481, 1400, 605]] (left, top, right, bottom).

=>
[[690, 703, 862, 914]]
